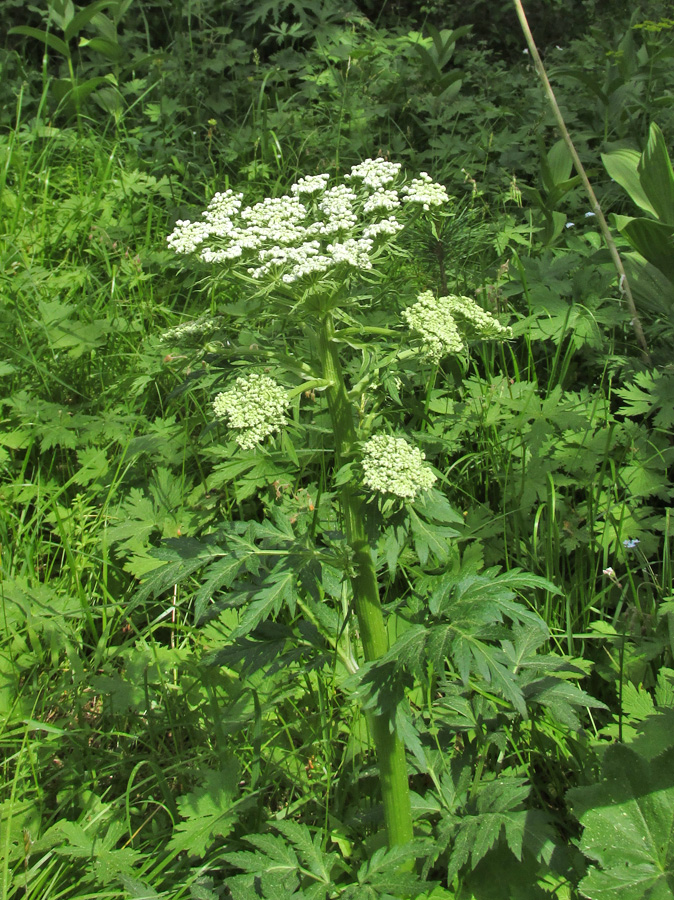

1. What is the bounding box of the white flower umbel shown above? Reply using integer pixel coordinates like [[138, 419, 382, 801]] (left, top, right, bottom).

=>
[[167, 159, 449, 286], [403, 291, 512, 362], [346, 158, 402, 189], [213, 373, 289, 450], [315, 185, 358, 235], [291, 173, 330, 195], [363, 216, 402, 239], [401, 173, 449, 210], [361, 435, 436, 500], [363, 189, 400, 214]]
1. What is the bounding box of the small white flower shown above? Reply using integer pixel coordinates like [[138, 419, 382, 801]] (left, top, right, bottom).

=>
[[362, 434, 436, 499], [250, 241, 322, 279], [213, 373, 289, 449], [282, 255, 334, 283], [309, 184, 359, 235], [167, 160, 447, 284], [203, 189, 244, 223], [167, 219, 211, 254]]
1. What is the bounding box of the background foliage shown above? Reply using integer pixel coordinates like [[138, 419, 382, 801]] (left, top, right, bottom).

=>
[[1, 0, 674, 897]]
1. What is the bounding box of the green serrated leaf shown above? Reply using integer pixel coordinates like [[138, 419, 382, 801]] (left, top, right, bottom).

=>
[[230, 567, 296, 639], [193, 556, 244, 624], [409, 508, 454, 565], [274, 821, 338, 884], [630, 709, 674, 761], [169, 764, 240, 856], [622, 681, 656, 722], [118, 874, 163, 899]]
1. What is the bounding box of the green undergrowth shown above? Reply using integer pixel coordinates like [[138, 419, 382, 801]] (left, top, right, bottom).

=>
[[2, 2, 674, 898]]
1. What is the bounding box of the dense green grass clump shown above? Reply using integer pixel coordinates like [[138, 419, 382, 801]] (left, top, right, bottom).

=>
[[1, 2, 674, 898]]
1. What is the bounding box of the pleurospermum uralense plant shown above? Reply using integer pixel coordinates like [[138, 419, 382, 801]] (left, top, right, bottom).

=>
[[153, 159, 597, 875]]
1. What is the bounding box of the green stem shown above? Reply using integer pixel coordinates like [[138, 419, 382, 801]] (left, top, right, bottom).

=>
[[318, 310, 414, 849]]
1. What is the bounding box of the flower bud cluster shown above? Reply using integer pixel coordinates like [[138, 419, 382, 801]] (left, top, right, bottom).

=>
[[445, 295, 513, 341], [403, 291, 512, 362], [212, 373, 289, 450], [167, 158, 449, 285], [361, 434, 436, 500], [160, 316, 223, 343], [402, 291, 464, 361]]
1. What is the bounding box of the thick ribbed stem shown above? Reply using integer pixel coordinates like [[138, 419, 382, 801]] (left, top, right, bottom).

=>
[[318, 311, 414, 849]]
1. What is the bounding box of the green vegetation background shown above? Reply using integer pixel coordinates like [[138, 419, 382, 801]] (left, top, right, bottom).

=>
[[1, 1, 673, 898]]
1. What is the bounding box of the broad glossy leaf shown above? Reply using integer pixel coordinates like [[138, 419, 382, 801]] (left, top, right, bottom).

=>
[[639, 122, 674, 225], [602, 149, 657, 218], [545, 139, 574, 191], [568, 744, 674, 900], [8, 26, 70, 57], [621, 218, 674, 283], [64, 0, 119, 42]]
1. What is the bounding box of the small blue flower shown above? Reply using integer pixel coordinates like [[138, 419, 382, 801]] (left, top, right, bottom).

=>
[[623, 538, 640, 549]]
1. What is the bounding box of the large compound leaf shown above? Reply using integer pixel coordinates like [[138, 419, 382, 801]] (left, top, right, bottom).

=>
[[568, 744, 674, 900]]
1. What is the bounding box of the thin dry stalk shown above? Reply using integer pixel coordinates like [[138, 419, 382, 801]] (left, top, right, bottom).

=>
[[512, 0, 652, 367]]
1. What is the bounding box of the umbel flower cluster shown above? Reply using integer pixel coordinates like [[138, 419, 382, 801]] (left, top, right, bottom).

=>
[[167, 158, 449, 285], [403, 291, 513, 362], [361, 435, 437, 500], [212, 373, 289, 450]]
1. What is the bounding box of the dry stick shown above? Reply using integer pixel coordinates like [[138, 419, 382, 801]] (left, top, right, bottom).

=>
[[512, 0, 653, 367]]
